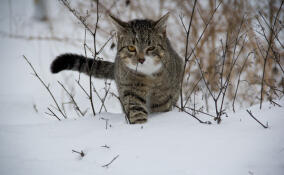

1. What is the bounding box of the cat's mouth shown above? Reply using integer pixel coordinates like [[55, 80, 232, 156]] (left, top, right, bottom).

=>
[[126, 56, 162, 75]]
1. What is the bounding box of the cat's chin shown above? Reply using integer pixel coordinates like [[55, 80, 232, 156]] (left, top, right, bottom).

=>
[[125, 56, 162, 75]]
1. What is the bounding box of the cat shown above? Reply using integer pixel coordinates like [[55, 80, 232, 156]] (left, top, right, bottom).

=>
[[50, 13, 184, 124]]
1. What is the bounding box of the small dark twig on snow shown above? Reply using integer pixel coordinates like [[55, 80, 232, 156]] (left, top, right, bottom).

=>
[[72, 150, 85, 157], [101, 144, 110, 149], [102, 155, 119, 168], [100, 117, 109, 130], [246, 110, 268, 129]]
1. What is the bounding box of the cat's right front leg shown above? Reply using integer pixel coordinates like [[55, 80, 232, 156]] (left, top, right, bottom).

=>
[[122, 90, 148, 124]]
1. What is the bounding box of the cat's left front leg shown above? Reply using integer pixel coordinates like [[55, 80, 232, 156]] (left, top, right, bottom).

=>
[[121, 90, 149, 124]]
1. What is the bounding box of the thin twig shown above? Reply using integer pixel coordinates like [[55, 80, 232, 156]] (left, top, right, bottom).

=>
[[88, 0, 101, 117], [179, 0, 198, 109], [75, 79, 90, 97], [97, 34, 115, 55], [100, 117, 109, 129], [232, 51, 253, 112], [23, 55, 67, 119], [185, 1, 222, 62], [110, 92, 129, 124], [259, 10, 284, 49], [58, 81, 86, 117], [246, 110, 268, 129], [60, 0, 102, 117], [183, 77, 202, 107], [72, 150, 85, 157], [196, 59, 215, 100], [101, 144, 110, 149], [91, 83, 108, 112], [102, 155, 119, 168], [175, 105, 211, 124], [257, 13, 284, 75], [185, 107, 215, 118], [45, 107, 61, 121], [59, 0, 94, 35], [182, 1, 225, 120], [99, 82, 111, 113], [269, 99, 282, 107]]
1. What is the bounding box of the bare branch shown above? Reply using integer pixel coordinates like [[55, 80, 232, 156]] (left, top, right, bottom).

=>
[[179, 0, 198, 109], [87, 0, 100, 117], [180, 0, 222, 113], [23, 55, 67, 119], [59, 0, 94, 35]]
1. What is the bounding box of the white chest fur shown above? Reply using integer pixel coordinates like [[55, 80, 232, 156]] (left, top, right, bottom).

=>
[[126, 56, 162, 75]]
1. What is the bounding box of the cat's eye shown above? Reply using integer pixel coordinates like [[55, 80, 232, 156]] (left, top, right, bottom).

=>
[[147, 46, 156, 52], [127, 46, 136, 52]]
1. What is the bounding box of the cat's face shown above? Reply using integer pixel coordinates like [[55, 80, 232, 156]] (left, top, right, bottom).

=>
[[110, 13, 169, 75]]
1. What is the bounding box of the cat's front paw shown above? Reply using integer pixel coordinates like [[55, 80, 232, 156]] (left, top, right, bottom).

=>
[[129, 113, 148, 124]]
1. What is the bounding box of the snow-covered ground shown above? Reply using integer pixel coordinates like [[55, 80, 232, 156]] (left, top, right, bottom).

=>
[[1, 98, 284, 175], [0, 0, 283, 175]]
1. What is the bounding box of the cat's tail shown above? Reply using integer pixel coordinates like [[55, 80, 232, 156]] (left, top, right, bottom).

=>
[[50, 53, 114, 79]]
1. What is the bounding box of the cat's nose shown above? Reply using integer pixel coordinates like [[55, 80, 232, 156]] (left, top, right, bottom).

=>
[[138, 58, 145, 64], [138, 53, 145, 64]]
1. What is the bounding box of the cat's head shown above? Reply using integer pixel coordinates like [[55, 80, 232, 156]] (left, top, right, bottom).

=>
[[110, 13, 169, 75]]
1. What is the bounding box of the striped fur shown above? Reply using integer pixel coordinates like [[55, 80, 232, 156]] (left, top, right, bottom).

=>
[[51, 13, 184, 124], [51, 54, 114, 79]]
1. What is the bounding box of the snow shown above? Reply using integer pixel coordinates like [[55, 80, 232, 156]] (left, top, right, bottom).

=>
[[0, 0, 284, 175], [1, 97, 284, 175]]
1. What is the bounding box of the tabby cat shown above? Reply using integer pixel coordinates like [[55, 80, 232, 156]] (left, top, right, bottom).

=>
[[50, 13, 184, 124]]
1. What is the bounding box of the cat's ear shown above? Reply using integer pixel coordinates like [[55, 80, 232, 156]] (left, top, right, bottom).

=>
[[154, 12, 170, 36], [109, 14, 128, 31]]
